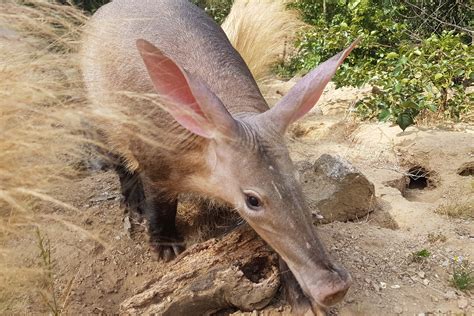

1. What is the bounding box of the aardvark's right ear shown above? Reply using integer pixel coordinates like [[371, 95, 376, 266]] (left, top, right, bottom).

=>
[[136, 39, 238, 140]]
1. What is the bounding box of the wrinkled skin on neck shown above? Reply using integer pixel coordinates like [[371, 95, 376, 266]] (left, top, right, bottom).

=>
[[189, 116, 351, 309]]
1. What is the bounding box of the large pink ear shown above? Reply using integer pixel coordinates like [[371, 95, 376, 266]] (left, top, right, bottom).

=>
[[264, 39, 360, 133], [136, 39, 238, 139]]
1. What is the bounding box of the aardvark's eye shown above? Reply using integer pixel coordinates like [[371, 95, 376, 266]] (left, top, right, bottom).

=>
[[245, 193, 262, 210]]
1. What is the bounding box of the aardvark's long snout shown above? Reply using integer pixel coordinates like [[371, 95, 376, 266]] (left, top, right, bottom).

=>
[[250, 209, 351, 310], [299, 263, 352, 308]]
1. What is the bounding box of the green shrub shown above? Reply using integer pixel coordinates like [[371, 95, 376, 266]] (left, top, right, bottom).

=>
[[358, 32, 473, 127], [451, 257, 474, 291], [281, 0, 473, 129], [411, 248, 431, 263]]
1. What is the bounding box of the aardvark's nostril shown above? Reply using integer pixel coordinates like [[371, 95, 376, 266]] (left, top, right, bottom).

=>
[[319, 268, 352, 307]]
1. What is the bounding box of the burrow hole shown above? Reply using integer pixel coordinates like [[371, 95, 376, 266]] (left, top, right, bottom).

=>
[[457, 162, 474, 176], [406, 166, 433, 190]]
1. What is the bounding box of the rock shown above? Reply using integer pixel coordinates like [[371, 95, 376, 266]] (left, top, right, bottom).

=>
[[458, 298, 469, 309], [393, 306, 403, 314], [300, 154, 376, 223], [444, 290, 457, 300]]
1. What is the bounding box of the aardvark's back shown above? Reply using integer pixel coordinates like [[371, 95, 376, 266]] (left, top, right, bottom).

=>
[[80, 0, 268, 118]]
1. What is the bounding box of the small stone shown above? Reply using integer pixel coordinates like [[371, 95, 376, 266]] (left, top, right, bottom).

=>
[[391, 284, 401, 289], [372, 281, 380, 291], [418, 271, 425, 279], [380, 282, 387, 289], [423, 279, 429, 285], [393, 306, 403, 314], [458, 298, 469, 309], [417, 313, 425, 316], [444, 290, 457, 300], [431, 295, 439, 302], [123, 216, 132, 236]]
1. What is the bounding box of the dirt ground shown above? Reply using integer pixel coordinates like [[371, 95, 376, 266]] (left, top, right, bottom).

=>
[[4, 79, 473, 315]]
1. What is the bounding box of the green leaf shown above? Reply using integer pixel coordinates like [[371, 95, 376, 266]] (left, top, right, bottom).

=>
[[394, 82, 402, 93], [386, 52, 399, 59], [434, 73, 443, 80], [401, 101, 417, 109], [348, 0, 361, 10], [378, 109, 391, 121], [427, 103, 438, 112], [397, 112, 414, 131], [454, 69, 465, 77]]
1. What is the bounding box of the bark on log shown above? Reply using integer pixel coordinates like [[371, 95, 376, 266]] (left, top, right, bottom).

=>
[[120, 225, 281, 315]]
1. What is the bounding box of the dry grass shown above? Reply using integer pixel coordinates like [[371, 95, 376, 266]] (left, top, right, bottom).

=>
[[222, 0, 305, 81], [435, 199, 474, 219], [0, 0, 305, 313], [0, 0, 87, 312], [0, 0, 87, 206], [434, 184, 474, 219]]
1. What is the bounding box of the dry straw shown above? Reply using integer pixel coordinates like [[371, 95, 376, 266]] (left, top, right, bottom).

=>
[[0, 0, 303, 313], [222, 0, 305, 81], [0, 0, 87, 312]]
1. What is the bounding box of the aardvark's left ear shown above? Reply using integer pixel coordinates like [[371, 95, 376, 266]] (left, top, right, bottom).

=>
[[262, 39, 360, 133]]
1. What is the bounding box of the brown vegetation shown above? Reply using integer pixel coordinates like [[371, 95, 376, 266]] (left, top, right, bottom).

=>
[[0, 1, 87, 312]]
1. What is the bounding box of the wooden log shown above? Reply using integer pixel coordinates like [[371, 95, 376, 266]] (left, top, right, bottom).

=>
[[120, 225, 281, 315]]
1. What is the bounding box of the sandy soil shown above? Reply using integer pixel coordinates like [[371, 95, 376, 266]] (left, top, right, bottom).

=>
[[5, 83, 473, 315]]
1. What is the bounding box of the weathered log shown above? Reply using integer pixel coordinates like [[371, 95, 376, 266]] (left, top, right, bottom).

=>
[[120, 225, 281, 315]]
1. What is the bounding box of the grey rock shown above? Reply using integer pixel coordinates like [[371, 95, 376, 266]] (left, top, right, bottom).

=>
[[300, 154, 376, 223], [444, 290, 457, 300]]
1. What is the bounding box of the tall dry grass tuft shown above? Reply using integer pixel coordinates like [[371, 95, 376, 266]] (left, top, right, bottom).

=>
[[0, 0, 306, 313], [0, 1, 87, 312], [222, 0, 305, 81], [0, 0, 87, 207]]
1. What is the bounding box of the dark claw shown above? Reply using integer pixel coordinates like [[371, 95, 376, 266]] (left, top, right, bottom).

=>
[[149, 237, 185, 262]]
